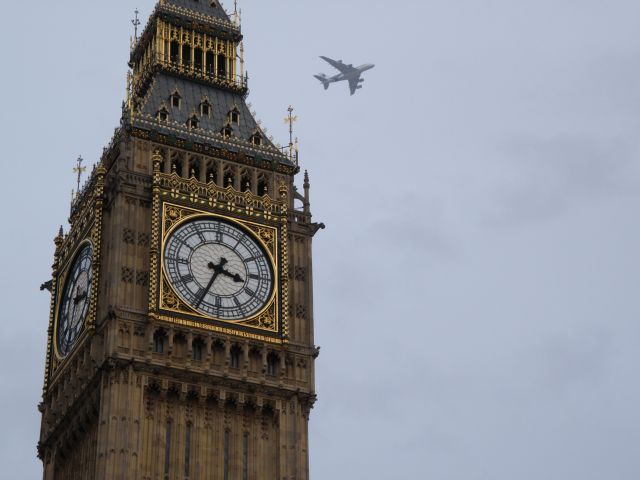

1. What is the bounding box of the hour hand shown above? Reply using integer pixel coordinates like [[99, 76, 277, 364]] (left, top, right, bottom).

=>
[[220, 269, 244, 283], [73, 290, 87, 305]]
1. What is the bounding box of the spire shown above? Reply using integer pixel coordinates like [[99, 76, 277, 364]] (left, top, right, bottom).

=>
[[303, 170, 311, 215], [131, 9, 141, 40], [161, 0, 233, 22], [73, 156, 86, 197]]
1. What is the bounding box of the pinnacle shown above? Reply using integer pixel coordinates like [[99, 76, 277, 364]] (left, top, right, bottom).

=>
[[161, 0, 233, 22]]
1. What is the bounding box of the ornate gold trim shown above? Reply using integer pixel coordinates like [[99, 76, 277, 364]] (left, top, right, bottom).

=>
[[159, 203, 279, 333], [155, 314, 283, 344]]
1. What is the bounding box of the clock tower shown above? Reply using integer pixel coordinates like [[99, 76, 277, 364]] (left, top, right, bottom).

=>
[[38, 2, 323, 479]]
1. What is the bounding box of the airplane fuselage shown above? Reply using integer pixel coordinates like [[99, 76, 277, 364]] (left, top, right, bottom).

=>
[[315, 57, 375, 95], [327, 64, 375, 83]]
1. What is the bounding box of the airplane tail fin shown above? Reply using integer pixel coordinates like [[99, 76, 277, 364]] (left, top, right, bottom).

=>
[[314, 74, 330, 90]]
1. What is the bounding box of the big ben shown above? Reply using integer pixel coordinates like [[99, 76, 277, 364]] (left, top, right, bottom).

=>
[[38, 1, 323, 479]]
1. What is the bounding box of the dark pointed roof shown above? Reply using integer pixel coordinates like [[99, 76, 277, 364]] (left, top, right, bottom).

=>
[[132, 74, 291, 165], [162, 0, 231, 21]]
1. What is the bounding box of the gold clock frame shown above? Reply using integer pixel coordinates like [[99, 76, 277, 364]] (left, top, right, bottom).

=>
[[158, 203, 281, 333]]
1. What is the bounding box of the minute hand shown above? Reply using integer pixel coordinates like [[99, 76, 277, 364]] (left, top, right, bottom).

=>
[[195, 271, 220, 309]]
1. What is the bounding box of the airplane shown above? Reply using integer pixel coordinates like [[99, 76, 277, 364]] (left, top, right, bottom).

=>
[[314, 56, 375, 95]]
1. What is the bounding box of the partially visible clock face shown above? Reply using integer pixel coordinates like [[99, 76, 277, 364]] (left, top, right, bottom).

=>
[[163, 218, 275, 321], [56, 243, 93, 357]]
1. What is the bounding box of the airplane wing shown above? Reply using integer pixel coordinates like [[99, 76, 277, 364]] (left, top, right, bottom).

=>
[[320, 56, 358, 75], [348, 76, 360, 95]]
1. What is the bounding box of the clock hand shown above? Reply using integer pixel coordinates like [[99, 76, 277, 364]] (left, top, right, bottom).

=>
[[73, 290, 87, 305], [219, 267, 244, 283], [193, 258, 227, 309]]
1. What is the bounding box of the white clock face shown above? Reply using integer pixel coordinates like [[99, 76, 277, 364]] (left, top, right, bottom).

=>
[[56, 243, 93, 357], [163, 218, 275, 320]]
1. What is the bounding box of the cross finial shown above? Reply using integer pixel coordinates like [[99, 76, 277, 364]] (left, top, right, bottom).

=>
[[132, 9, 141, 40], [73, 155, 87, 195], [284, 105, 298, 150]]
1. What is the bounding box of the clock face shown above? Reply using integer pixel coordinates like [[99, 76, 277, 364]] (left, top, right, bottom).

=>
[[163, 218, 275, 321], [56, 243, 93, 357]]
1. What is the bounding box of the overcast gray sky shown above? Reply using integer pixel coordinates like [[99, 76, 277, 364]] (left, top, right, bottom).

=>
[[1, 0, 640, 478]]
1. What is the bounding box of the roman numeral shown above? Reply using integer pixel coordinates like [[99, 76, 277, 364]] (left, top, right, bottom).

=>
[[180, 274, 194, 284]]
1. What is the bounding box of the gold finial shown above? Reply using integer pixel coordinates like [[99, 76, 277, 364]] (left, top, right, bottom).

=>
[[131, 9, 141, 40], [73, 156, 86, 196], [284, 106, 298, 148]]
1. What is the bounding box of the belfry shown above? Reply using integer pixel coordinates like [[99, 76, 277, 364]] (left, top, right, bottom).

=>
[[38, 1, 323, 478]]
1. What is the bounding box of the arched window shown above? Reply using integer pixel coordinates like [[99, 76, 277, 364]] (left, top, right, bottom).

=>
[[200, 99, 212, 117], [170, 91, 181, 109], [217, 53, 227, 78], [257, 176, 269, 196], [154, 330, 166, 354], [187, 115, 199, 129], [157, 107, 169, 122], [267, 352, 279, 376], [182, 44, 191, 67], [192, 338, 204, 361], [221, 124, 233, 139], [240, 171, 251, 192], [205, 160, 218, 184], [206, 51, 214, 76], [228, 107, 240, 125], [170, 41, 180, 64], [194, 47, 203, 71], [230, 345, 242, 369], [223, 168, 235, 188], [250, 132, 263, 146]]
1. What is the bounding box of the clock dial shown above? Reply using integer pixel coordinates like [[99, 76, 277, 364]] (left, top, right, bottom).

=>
[[164, 218, 274, 321], [56, 243, 93, 357]]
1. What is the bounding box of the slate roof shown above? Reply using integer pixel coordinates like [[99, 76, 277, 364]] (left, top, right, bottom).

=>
[[161, 0, 232, 22], [133, 73, 290, 165]]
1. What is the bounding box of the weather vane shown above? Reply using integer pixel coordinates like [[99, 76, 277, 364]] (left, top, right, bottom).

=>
[[132, 9, 141, 40], [73, 155, 86, 195], [284, 106, 298, 149]]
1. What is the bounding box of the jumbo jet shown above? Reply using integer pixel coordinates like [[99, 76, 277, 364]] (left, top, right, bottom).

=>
[[314, 56, 375, 95]]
